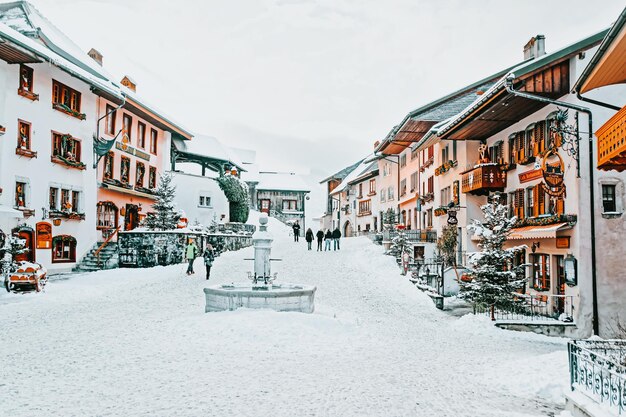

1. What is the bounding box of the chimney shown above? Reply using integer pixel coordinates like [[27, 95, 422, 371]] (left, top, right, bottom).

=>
[[120, 76, 137, 92], [88, 48, 103, 66], [523, 35, 546, 60]]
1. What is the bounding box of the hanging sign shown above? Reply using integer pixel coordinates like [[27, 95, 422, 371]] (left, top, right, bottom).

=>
[[453, 180, 460, 205], [541, 147, 566, 198], [447, 209, 458, 225]]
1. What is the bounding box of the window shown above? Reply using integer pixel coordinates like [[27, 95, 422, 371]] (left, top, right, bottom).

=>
[[60, 189, 70, 211], [150, 129, 158, 154], [400, 154, 407, 167], [514, 189, 525, 220], [388, 186, 394, 201], [358, 183, 363, 198], [399, 179, 407, 197], [137, 122, 146, 148], [49, 187, 58, 210], [602, 184, 617, 213], [18, 65, 37, 100], [120, 156, 130, 184], [52, 235, 77, 263], [135, 162, 145, 187], [105, 104, 116, 135], [427, 145, 434, 160], [123, 114, 132, 141], [15, 181, 27, 208], [52, 80, 81, 113], [17, 120, 31, 151], [97, 201, 118, 229], [380, 191, 386, 203], [52, 132, 82, 163], [489, 141, 504, 164], [411, 147, 419, 161], [199, 195, 212, 208], [427, 176, 434, 194], [283, 200, 297, 211], [531, 254, 550, 291], [426, 208, 433, 228], [71, 191, 80, 213], [103, 152, 114, 180], [510, 131, 525, 163], [441, 186, 451, 207], [149, 166, 157, 189], [534, 121, 547, 155], [410, 172, 417, 192], [369, 179, 376, 195], [359, 200, 371, 215], [442, 145, 449, 163], [452, 140, 457, 161], [526, 188, 534, 218]]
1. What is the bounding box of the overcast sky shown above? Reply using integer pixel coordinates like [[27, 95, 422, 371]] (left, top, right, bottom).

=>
[[29, 0, 625, 181]]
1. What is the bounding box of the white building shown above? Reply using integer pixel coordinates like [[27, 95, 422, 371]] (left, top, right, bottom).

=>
[[0, 2, 123, 273]]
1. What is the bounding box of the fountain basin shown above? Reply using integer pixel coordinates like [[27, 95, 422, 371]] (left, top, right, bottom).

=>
[[204, 283, 316, 313]]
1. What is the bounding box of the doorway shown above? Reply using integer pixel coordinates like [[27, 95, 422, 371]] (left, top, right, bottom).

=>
[[124, 204, 139, 231], [260, 199, 270, 214], [12, 226, 35, 262]]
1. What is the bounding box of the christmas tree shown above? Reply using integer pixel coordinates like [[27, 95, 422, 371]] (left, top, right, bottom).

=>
[[382, 208, 397, 231], [459, 195, 526, 319], [146, 173, 180, 231]]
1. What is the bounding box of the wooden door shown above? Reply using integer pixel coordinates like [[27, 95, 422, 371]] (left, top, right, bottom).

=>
[[124, 204, 139, 230], [13, 228, 35, 262], [260, 199, 270, 214]]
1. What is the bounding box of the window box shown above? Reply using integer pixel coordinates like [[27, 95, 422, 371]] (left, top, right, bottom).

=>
[[134, 185, 155, 195], [52, 102, 86, 120], [434, 207, 448, 217], [367, 191, 376, 196], [15, 207, 35, 218], [422, 192, 434, 203], [51, 155, 86, 170], [518, 155, 536, 166], [18, 88, 39, 101], [500, 162, 517, 171], [16, 147, 37, 158], [434, 160, 458, 176], [102, 177, 133, 189], [49, 210, 85, 221], [514, 214, 577, 228]]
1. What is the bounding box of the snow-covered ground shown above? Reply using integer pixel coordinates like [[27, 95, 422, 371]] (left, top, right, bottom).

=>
[[0, 214, 569, 417]]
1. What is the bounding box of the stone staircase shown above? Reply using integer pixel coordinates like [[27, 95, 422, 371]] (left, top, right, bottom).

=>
[[73, 241, 119, 273]]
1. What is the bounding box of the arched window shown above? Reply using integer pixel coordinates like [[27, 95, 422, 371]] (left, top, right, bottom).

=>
[[52, 235, 76, 263]]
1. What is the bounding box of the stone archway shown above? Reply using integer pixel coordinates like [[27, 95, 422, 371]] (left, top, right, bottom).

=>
[[343, 220, 353, 238]]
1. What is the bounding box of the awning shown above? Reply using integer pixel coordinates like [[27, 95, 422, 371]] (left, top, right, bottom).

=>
[[507, 223, 571, 240], [0, 205, 24, 219]]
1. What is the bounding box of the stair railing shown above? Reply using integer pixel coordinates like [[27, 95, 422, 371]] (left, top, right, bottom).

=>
[[95, 226, 121, 267]]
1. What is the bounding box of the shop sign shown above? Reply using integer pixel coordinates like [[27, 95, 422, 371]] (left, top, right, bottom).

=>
[[36, 222, 52, 249], [541, 147, 566, 198], [519, 168, 543, 183]]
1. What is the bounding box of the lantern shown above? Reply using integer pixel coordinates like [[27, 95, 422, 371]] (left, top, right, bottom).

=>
[[52, 218, 62, 226]]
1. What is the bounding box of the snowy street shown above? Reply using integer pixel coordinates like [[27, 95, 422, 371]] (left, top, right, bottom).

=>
[[0, 216, 568, 417]]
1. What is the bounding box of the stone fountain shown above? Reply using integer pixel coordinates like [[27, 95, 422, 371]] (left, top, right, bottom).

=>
[[203, 214, 316, 313]]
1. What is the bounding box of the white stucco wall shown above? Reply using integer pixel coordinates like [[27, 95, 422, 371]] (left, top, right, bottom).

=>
[[169, 171, 229, 228], [0, 60, 99, 273]]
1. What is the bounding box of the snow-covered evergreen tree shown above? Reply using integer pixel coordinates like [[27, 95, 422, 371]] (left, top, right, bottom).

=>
[[146, 173, 180, 231], [382, 208, 397, 231], [388, 229, 411, 259], [459, 195, 526, 318]]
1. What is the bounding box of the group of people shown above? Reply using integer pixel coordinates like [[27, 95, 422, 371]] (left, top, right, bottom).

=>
[[291, 221, 342, 251], [185, 240, 215, 280]]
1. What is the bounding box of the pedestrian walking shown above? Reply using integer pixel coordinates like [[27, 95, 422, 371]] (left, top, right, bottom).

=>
[[305, 228, 314, 250], [401, 250, 411, 276], [332, 228, 342, 251], [185, 239, 198, 275], [203, 244, 215, 280], [292, 220, 301, 242], [324, 229, 332, 251], [316, 229, 324, 251]]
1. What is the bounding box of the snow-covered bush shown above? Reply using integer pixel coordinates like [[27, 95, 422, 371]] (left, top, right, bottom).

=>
[[217, 174, 249, 223]]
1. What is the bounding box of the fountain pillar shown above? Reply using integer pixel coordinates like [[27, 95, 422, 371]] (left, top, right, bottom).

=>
[[252, 215, 273, 284]]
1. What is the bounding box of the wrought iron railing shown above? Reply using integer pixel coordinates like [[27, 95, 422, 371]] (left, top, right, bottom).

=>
[[569, 339, 626, 415], [383, 229, 437, 243], [473, 293, 574, 322]]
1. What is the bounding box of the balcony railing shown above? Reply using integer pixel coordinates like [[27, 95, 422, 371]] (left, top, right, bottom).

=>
[[473, 293, 574, 322], [568, 339, 626, 415], [382, 229, 437, 243], [461, 163, 506, 195], [597, 105, 626, 171]]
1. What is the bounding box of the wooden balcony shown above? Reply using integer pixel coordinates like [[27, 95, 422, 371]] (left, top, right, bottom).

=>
[[597, 105, 626, 172], [461, 164, 506, 195]]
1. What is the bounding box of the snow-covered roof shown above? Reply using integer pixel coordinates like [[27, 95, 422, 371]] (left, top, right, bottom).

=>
[[172, 135, 245, 170], [0, 19, 123, 100], [319, 159, 364, 184], [330, 155, 375, 196], [230, 147, 256, 165], [256, 172, 310, 192], [0, 2, 118, 85]]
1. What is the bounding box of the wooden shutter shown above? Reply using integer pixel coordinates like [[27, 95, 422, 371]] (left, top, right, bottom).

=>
[[533, 185, 539, 217], [556, 197, 564, 215], [538, 185, 546, 215]]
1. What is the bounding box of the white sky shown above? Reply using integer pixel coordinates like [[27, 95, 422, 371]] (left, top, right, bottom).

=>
[[28, 0, 626, 181]]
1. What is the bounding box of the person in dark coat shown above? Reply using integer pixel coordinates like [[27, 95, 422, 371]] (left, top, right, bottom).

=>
[[305, 228, 314, 250], [316, 229, 324, 251], [292, 221, 301, 242], [202, 244, 215, 280], [332, 228, 342, 250], [324, 229, 332, 251]]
